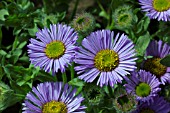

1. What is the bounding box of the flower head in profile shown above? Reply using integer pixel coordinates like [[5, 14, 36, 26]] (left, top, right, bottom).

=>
[[124, 70, 161, 103], [27, 24, 78, 74], [22, 82, 86, 113], [138, 0, 170, 21], [143, 40, 170, 84], [132, 96, 170, 113], [74, 30, 137, 87]]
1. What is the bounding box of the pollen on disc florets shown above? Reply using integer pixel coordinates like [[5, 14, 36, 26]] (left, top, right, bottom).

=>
[[94, 49, 119, 72], [144, 57, 167, 78], [153, 0, 170, 12], [44, 41, 65, 59], [42, 101, 67, 113]]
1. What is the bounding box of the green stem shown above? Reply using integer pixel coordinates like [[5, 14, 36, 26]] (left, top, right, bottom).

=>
[[70, 0, 80, 20], [108, 0, 114, 28], [151, 29, 161, 39], [96, 0, 109, 20], [0, 27, 2, 48], [62, 72, 67, 83], [15, 94, 25, 98], [70, 62, 75, 79]]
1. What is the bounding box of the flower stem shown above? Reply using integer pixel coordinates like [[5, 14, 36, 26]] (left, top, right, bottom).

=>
[[70, 0, 80, 20], [96, 0, 109, 20], [70, 62, 75, 79], [62, 72, 67, 83]]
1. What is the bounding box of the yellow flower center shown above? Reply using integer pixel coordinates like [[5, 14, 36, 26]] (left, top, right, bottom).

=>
[[144, 57, 167, 77], [42, 101, 67, 113], [44, 41, 65, 59], [153, 0, 170, 12], [94, 49, 119, 72]]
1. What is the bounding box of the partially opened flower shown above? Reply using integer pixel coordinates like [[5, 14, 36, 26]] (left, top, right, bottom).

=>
[[71, 12, 95, 35], [27, 24, 78, 73], [113, 5, 134, 30], [113, 87, 138, 113], [143, 40, 170, 84], [74, 30, 137, 87], [22, 82, 86, 113], [138, 0, 170, 21], [124, 70, 161, 103], [83, 83, 105, 106], [132, 96, 170, 113]]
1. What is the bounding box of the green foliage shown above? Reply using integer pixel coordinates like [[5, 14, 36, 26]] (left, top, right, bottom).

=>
[[0, 81, 23, 112], [135, 32, 151, 56], [69, 78, 85, 95], [160, 55, 170, 67], [0, 9, 9, 21], [42, 0, 71, 14]]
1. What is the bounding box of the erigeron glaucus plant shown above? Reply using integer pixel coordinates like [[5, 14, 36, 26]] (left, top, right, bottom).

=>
[[1, 0, 170, 113]]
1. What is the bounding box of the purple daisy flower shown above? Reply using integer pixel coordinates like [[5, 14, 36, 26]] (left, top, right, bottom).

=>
[[132, 96, 170, 113], [22, 82, 86, 113], [138, 0, 170, 21], [74, 30, 137, 87], [124, 70, 161, 104], [27, 24, 78, 73], [143, 40, 170, 85]]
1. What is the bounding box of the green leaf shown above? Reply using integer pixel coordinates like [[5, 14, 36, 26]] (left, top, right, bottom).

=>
[[0, 50, 7, 56], [0, 27, 2, 47], [135, 32, 150, 56], [12, 38, 19, 51], [160, 55, 170, 67], [18, 41, 27, 49], [35, 70, 57, 82], [19, 56, 29, 62], [136, 16, 150, 34], [136, 19, 144, 34], [143, 16, 150, 31], [27, 24, 38, 36], [9, 49, 22, 64], [0, 81, 24, 111], [99, 11, 109, 20], [68, 78, 85, 87], [13, 27, 22, 35], [0, 9, 9, 21], [10, 80, 31, 95], [0, 66, 4, 80]]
